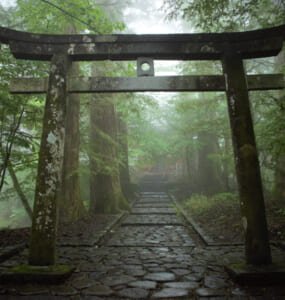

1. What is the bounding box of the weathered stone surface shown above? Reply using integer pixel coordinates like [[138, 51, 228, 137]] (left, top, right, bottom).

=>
[[144, 272, 176, 282], [106, 225, 194, 247], [192, 266, 206, 274], [6, 25, 284, 61], [184, 274, 203, 282], [50, 285, 78, 296], [171, 268, 190, 276], [83, 285, 113, 296], [164, 281, 199, 289], [28, 54, 71, 266], [225, 262, 285, 285], [125, 269, 146, 277], [0, 264, 75, 284], [117, 287, 149, 299], [147, 267, 166, 273], [11, 74, 285, 94], [195, 288, 227, 297], [231, 287, 248, 296], [152, 288, 189, 298], [204, 275, 229, 289], [18, 286, 49, 296], [122, 214, 182, 225], [89, 271, 107, 280], [223, 53, 272, 265], [128, 280, 157, 289], [72, 278, 95, 290], [102, 275, 136, 286], [132, 208, 176, 214]]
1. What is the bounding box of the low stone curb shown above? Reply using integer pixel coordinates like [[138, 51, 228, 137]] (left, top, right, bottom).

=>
[[170, 193, 244, 247], [0, 243, 26, 263], [93, 197, 138, 246], [93, 211, 128, 245], [169, 193, 283, 249], [271, 240, 285, 250], [169, 193, 244, 246], [59, 198, 138, 248], [169, 193, 214, 246]]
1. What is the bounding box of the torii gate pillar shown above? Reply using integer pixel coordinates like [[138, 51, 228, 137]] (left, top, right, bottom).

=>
[[29, 54, 71, 266], [222, 53, 271, 265]]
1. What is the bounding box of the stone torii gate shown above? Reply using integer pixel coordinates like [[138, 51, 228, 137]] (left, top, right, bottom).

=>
[[0, 25, 285, 277]]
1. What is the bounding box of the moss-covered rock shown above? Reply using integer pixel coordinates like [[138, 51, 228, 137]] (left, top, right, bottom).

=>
[[0, 264, 75, 283]]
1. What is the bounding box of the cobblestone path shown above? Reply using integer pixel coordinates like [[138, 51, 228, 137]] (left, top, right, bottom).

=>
[[0, 191, 285, 299]]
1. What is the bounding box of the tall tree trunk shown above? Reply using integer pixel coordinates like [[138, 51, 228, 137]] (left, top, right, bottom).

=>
[[59, 24, 86, 223], [222, 132, 231, 192], [197, 131, 223, 195], [89, 62, 129, 214], [89, 93, 129, 213], [117, 112, 132, 200], [272, 50, 285, 202]]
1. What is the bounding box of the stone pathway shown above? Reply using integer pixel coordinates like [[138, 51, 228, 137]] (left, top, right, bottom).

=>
[[0, 191, 285, 299]]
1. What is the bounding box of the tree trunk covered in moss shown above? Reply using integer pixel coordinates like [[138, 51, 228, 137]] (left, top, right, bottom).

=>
[[197, 131, 223, 195], [59, 24, 86, 223], [222, 134, 231, 191], [89, 93, 129, 213], [272, 51, 285, 203], [222, 53, 271, 265], [29, 54, 70, 266], [89, 62, 129, 214], [117, 113, 132, 200], [185, 142, 198, 191], [59, 60, 86, 223]]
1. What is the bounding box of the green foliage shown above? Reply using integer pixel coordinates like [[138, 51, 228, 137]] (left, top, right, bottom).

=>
[[212, 192, 237, 203], [275, 208, 285, 217], [0, 43, 45, 194], [163, 0, 285, 32], [15, 0, 125, 34], [185, 192, 238, 215]]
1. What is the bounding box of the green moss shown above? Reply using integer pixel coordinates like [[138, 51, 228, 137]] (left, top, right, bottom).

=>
[[0, 264, 74, 284], [230, 262, 247, 270], [4, 264, 74, 275], [118, 191, 131, 212]]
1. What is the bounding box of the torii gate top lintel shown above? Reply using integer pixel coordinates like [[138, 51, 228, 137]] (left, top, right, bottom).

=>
[[0, 25, 284, 61]]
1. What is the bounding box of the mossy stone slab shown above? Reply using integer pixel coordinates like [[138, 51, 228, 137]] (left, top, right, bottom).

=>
[[225, 262, 285, 285], [0, 264, 75, 284]]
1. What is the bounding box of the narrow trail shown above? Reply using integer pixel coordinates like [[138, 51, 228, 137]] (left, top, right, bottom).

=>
[[0, 177, 284, 298]]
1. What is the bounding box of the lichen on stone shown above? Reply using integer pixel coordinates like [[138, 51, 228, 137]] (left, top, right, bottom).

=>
[[67, 43, 76, 55]]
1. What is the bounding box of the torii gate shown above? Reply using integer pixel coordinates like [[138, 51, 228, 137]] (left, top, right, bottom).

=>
[[0, 25, 284, 278]]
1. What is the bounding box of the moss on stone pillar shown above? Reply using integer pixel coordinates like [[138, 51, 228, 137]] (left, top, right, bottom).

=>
[[222, 53, 272, 265], [28, 54, 71, 266]]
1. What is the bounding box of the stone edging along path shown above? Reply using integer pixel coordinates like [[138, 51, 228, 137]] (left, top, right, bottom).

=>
[[0, 244, 26, 264], [169, 193, 285, 249], [168, 193, 244, 247], [0, 199, 136, 262]]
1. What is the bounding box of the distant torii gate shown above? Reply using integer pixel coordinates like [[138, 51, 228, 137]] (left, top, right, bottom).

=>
[[0, 25, 284, 269]]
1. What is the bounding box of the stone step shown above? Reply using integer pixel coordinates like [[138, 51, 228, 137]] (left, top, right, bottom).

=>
[[134, 204, 173, 208], [105, 225, 195, 247], [122, 214, 183, 226], [132, 208, 176, 215]]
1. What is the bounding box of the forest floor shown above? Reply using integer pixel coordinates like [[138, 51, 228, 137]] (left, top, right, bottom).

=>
[[174, 190, 285, 245], [0, 214, 119, 248], [0, 190, 284, 248]]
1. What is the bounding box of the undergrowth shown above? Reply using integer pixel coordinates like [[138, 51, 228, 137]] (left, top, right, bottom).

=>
[[183, 192, 285, 242]]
